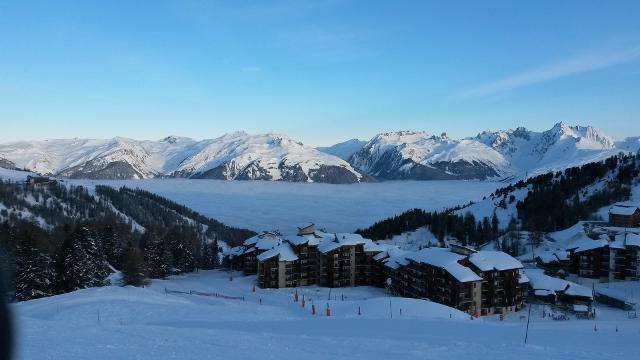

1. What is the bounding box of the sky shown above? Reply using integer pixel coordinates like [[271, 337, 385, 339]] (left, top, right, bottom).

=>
[[0, 0, 639, 146]]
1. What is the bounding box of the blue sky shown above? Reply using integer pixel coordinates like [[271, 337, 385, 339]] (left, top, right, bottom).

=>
[[1, 0, 639, 146]]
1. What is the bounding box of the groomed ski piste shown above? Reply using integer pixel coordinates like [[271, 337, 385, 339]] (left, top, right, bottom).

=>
[[12, 270, 640, 360]]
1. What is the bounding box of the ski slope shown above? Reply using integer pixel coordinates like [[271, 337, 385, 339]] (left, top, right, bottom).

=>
[[12, 270, 640, 360]]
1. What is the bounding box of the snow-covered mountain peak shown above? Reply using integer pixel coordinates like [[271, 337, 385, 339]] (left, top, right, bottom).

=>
[[546, 122, 614, 149], [160, 135, 194, 144]]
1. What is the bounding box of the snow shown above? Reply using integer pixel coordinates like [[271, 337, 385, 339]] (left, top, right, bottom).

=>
[[573, 304, 589, 313], [407, 248, 482, 282], [609, 204, 639, 216], [525, 269, 593, 299], [0, 132, 363, 181], [0, 167, 36, 181], [351, 131, 508, 177], [625, 233, 640, 247], [596, 287, 632, 303], [12, 270, 640, 360], [350, 122, 639, 181], [317, 233, 368, 253], [256, 243, 298, 262], [376, 227, 440, 251], [468, 251, 523, 271], [316, 139, 367, 160], [61, 178, 501, 232], [570, 236, 608, 253]]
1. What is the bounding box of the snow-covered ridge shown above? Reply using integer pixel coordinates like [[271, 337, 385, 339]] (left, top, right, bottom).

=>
[[2, 123, 638, 183], [345, 122, 638, 180], [0, 133, 364, 183]]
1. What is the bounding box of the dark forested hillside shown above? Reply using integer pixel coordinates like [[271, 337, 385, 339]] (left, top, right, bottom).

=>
[[357, 154, 640, 244], [96, 186, 254, 245], [0, 180, 254, 301]]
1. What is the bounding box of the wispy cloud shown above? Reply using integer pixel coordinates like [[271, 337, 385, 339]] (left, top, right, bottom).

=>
[[456, 46, 640, 99], [240, 66, 261, 73]]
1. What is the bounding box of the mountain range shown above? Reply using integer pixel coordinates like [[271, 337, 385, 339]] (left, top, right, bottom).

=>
[[1, 122, 638, 183]]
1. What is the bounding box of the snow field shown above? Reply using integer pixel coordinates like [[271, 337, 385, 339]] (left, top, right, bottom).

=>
[[13, 270, 640, 360]]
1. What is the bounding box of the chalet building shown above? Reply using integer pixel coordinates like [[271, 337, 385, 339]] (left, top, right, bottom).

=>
[[527, 271, 593, 307], [297, 223, 316, 236], [402, 248, 482, 315], [372, 247, 410, 291], [534, 250, 569, 276], [26, 175, 56, 186], [224, 225, 528, 316], [609, 204, 640, 227], [317, 234, 369, 288], [465, 251, 526, 315], [594, 287, 635, 310], [569, 240, 609, 279], [286, 235, 321, 287], [256, 243, 299, 288], [222, 246, 244, 271], [567, 231, 640, 281], [359, 243, 387, 286], [239, 231, 282, 275]]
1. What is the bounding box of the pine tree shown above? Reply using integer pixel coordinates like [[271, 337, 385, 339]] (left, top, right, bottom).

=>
[[491, 213, 499, 235], [122, 246, 147, 286], [56, 230, 92, 292], [99, 224, 124, 268], [55, 226, 107, 292], [212, 238, 220, 268], [200, 239, 220, 270], [13, 226, 54, 300], [144, 234, 173, 278]]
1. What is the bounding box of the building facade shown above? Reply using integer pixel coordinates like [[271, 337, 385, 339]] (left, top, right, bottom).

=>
[[224, 227, 527, 316]]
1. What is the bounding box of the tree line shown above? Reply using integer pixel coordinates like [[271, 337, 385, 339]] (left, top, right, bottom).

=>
[[357, 153, 639, 247], [0, 180, 254, 301]]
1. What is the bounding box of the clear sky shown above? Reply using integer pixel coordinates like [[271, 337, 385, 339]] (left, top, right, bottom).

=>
[[1, 1, 639, 146]]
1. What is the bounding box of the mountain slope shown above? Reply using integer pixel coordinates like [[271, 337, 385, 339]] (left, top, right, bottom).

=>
[[171, 132, 365, 183], [349, 131, 507, 180], [349, 122, 638, 180], [2, 123, 638, 182], [0, 133, 365, 183], [316, 139, 367, 160]]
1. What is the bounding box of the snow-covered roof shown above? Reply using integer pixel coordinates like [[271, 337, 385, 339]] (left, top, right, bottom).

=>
[[609, 204, 640, 216], [468, 251, 523, 271], [573, 238, 608, 253], [407, 248, 481, 283], [563, 284, 593, 298], [526, 270, 592, 300], [518, 273, 529, 284], [317, 233, 368, 253], [256, 243, 298, 262], [224, 246, 244, 257], [363, 242, 388, 253], [572, 304, 589, 313], [625, 233, 640, 247], [536, 251, 560, 264], [554, 250, 568, 261], [611, 235, 626, 249], [566, 232, 608, 253], [372, 246, 412, 270], [284, 232, 324, 246], [595, 287, 633, 303], [535, 289, 555, 296], [255, 236, 282, 251], [244, 231, 281, 246]]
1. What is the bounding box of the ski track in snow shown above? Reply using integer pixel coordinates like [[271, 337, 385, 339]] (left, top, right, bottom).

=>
[[64, 179, 501, 233], [12, 270, 640, 360]]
